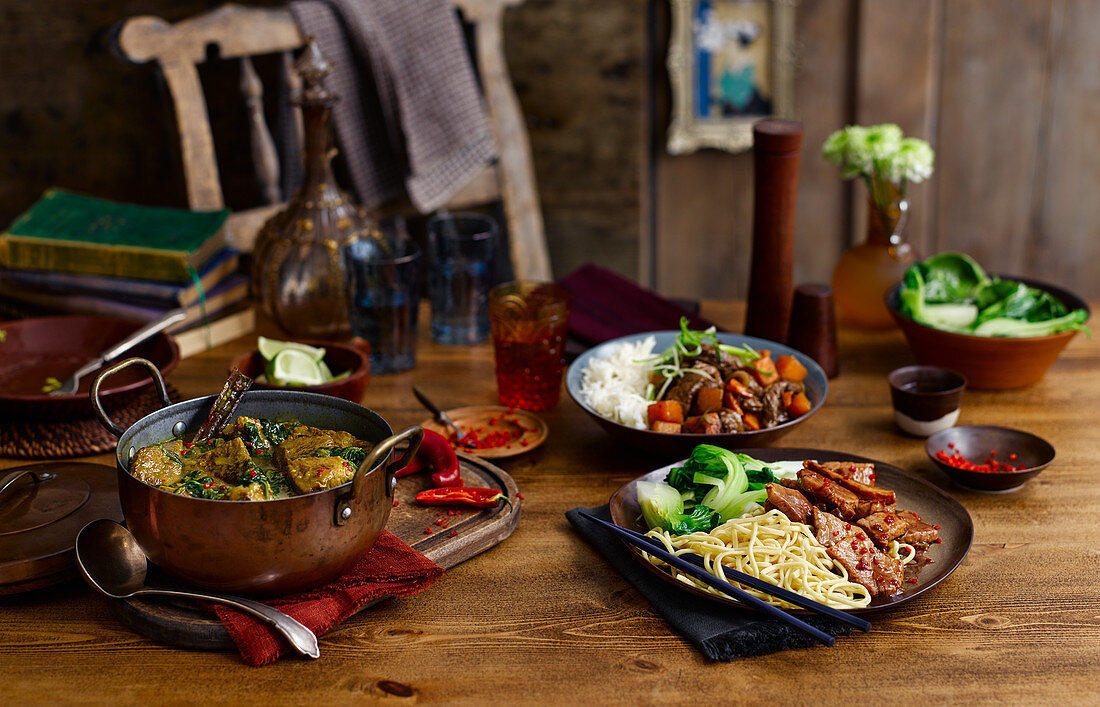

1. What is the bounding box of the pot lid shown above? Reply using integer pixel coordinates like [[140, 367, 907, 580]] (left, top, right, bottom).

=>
[[0, 462, 122, 594]]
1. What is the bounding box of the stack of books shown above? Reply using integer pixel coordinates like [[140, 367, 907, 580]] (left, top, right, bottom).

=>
[[0, 189, 256, 357]]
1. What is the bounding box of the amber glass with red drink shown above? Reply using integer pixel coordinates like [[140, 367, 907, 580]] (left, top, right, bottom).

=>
[[489, 281, 571, 411]]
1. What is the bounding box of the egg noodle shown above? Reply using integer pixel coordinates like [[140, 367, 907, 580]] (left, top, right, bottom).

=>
[[642, 508, 916, 610]]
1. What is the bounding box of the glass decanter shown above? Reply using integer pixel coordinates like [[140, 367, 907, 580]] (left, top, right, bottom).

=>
[[252, 40, 378, 339]]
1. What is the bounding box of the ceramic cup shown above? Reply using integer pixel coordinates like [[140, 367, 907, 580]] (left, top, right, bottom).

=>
[[887, 365, 966, 437]]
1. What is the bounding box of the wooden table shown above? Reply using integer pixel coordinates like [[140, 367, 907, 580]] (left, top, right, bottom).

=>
[[3, 302, 1099, 703]]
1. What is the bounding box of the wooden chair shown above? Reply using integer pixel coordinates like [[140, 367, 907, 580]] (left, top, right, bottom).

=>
[[115, 1, 551, 280]]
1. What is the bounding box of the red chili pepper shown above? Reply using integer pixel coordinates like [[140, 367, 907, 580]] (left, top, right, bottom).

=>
[[936, 448, 1024, 473], [415, 486, 511, 508], [394, 430, 463, 487]]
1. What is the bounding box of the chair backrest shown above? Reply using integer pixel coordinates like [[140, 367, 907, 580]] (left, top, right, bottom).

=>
[[116, 1, 551, 280]]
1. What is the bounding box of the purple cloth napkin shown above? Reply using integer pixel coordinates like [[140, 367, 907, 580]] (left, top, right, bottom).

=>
[[559, 264, 718, 348]]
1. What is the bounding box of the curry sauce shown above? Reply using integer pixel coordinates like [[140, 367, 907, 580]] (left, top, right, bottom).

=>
[[129, 416, 374, 500]]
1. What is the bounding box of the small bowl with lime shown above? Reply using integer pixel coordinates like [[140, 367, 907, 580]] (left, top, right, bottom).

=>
[[230, 336, 371, 402]]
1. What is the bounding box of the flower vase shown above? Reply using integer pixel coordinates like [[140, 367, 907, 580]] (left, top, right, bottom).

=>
[[831, 183, 917, 329]]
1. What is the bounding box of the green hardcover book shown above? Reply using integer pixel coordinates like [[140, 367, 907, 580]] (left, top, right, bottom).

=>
[[0, 188, 230, 283]]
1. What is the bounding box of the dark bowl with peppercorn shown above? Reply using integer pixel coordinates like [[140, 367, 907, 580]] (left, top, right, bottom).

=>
[[925, 425, 1055, 492]]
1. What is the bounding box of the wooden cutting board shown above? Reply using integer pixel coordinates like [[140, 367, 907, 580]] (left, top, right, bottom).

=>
[[106, 452, 520, 650]]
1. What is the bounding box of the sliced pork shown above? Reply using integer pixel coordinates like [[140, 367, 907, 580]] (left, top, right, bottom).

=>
[[798, 469, 860, 519], [897, 510, 940, 545], [812, 508, 904, 597], [765, 483, 814, 524], [816, 461, 876, 486], [855, 511, 911, 547], [806, 460, 896, 505]]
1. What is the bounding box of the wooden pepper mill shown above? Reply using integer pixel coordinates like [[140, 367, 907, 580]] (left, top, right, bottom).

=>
[[744, 119, 803, 343]]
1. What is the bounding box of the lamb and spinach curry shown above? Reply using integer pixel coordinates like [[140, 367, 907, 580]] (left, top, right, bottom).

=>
[[129, 416, 374, 500]]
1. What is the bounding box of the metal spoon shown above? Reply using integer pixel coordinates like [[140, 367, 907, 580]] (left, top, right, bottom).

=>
[[74, 519, 319, 659]]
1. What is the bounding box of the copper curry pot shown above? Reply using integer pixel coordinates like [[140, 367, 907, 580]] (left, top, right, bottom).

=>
[[92, 358, 423, 596]]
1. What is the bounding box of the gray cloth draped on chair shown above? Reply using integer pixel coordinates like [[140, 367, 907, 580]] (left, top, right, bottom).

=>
[[285, 0, 497, 211]]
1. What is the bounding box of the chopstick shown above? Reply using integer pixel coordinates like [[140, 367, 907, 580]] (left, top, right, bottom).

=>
[[578, 512, 871, 642]]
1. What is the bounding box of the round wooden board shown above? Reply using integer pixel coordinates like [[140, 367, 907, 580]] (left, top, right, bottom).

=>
[[420, 406, 548, 458], [104, 453, 521, 651]]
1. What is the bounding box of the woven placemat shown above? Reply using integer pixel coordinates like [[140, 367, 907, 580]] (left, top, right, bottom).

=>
[[0, 385, 182, 459]]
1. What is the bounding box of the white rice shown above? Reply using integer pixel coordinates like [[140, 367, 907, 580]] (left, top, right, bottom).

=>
[[579, 336, 657, 430]]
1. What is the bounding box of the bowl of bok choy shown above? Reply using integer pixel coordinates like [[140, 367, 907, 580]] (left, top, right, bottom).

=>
[[886, 253, 1089, 389]]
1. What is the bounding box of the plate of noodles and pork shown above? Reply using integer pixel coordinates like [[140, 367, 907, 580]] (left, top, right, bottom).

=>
[[609, 446, 973, 613]]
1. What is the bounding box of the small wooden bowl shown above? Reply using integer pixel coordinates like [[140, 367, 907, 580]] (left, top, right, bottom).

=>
[[926, 425, 1055, 492], [886, 276, 1089, 390], [230, 339, 371, 403]]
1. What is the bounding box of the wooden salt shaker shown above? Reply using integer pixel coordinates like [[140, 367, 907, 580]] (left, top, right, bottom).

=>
[[744, 120, 803, 343]]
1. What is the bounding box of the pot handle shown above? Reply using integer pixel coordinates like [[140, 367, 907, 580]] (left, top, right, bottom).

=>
[[91, 357, 173, 437], [335, 425, 423, 527]]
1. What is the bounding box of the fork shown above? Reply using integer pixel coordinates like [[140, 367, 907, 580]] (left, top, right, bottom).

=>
[[48, 308, 188, 396]]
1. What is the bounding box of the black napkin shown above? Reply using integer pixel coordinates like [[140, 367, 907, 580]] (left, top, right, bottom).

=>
[[566, 505, 855, 659]]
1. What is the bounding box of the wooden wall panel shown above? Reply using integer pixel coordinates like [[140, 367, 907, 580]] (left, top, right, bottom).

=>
[[1032, 0, 1100, 286], [934, 0, 1053, 269], [652, 0, 855, 301], [503, 0, 644, 280], [790, 0, 856, 289], [853, 0, 940, 257]]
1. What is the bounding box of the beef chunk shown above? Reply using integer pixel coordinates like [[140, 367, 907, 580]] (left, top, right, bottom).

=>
[[765, 483, 814, 524], [664, 362, 721, 411], [897, 510, 940, 545], [816, 461, 876, 486], [812, 507, 904, 596], [798, 469, 861, 519], [855, 512, 911, 547], [717, 408, 744, 433], [806, 461, 896, 505], [761, 381, 803, 428], [695, 344, 745, 379]]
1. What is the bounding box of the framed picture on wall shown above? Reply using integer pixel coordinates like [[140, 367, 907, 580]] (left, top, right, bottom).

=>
[[666, 0, 796, 155]]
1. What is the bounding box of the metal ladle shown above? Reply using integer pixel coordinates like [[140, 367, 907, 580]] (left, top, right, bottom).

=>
[[74, 519, 320, 659]]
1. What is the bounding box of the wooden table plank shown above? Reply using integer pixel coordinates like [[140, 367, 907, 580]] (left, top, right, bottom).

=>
[[2, 301, 1099, 703]]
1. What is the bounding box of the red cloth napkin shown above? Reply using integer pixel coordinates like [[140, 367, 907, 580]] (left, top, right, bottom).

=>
[[213, 530, 443, 666], [560, 264, 718, 346]]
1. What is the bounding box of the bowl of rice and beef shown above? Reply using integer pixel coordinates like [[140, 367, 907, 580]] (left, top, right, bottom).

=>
[[566, 329, 828, 457]]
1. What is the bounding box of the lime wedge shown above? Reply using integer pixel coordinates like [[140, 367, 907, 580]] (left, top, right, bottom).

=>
[[257, 336, 326, 363], [317, 359, 334, 380], [271, 349, 326, 386]]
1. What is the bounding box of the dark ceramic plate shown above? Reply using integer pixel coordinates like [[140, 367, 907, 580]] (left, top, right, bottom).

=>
[[609, 448, 974, 613], [0, 315, 180, 420], [566, 331, 827, 458]]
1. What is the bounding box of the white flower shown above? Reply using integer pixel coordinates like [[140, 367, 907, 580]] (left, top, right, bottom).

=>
[[821, 123, 934, 187], [883, 137, 935, 184]]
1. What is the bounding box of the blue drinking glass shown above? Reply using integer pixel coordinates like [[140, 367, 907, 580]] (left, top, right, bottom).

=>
[[344, 227, 422, 374], [426, 212, 498, 345]]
